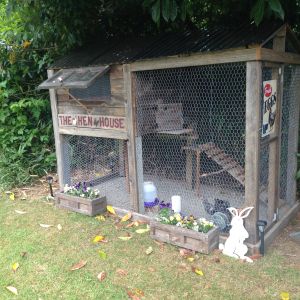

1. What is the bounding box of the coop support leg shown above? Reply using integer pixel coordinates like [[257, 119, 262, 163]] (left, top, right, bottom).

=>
[[47, 69, 68, 189], [244, 61, 262, 245]]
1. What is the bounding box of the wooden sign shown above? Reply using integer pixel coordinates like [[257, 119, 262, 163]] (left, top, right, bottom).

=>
[[262, 80, 277, 137], [58, 114, 126, 131]]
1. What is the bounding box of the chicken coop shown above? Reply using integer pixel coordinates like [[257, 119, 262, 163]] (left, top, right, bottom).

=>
[[39, 23, 300, 250]]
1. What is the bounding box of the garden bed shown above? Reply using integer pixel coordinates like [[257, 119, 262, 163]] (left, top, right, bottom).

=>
[[55, 192, 107, 216], [150, 220, 219, 254]]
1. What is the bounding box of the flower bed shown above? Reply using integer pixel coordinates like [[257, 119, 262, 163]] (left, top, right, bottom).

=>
[[150, 209, 219, 254], [55, 182, 107, 216]]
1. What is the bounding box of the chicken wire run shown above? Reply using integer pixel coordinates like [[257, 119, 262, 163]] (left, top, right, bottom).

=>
[[135, 63, 247, 220], [62, 135, 131, 210]]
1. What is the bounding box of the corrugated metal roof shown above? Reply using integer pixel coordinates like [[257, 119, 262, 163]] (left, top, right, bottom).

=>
[[51, 22, 284, 69]]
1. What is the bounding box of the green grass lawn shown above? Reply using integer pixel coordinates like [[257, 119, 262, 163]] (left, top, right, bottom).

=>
[[0, 196, 299, 300]]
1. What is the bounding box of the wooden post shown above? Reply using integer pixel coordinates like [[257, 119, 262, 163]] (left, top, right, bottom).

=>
[[124, 64, 140, 212], [267, 66, 283, 223], [47, 69, 67, 188], [244, 61, 262, 244]]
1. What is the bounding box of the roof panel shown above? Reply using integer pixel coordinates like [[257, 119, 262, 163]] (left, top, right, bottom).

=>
[[50, 22, 285, 69]]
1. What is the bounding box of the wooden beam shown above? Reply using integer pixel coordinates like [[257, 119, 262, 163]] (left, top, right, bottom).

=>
[[244, 61, 262, 244], [58, 127, 128, 140], [131, 48, 259, 71], [47, 69, 67, 188], [124, 64, 140, 213], [260, 48, 300, 64]]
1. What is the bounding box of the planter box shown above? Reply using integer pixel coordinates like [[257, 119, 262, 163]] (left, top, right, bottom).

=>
[[150, 220, 219, 254], [55, 192, 107, 216]]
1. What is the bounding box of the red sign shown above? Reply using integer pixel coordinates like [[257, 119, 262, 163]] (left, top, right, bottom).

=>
[[264, 83, 272, 97], [58, 114, 126, 131]]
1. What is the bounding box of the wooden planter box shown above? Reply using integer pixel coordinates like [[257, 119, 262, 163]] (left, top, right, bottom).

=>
[[55, 192, 107, 216], [150, 220, 219, 254]]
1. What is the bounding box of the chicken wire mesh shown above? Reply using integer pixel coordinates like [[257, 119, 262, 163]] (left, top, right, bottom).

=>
[[62, 135, 131, 209], [280, 65, 300, 203], [134, 62, 247, 224]]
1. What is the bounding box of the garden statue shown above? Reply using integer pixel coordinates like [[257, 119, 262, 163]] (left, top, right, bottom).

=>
[[219, 206, 254, 263]]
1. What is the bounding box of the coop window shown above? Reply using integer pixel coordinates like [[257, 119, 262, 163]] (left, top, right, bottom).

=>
[[69, 74, 111, 101], [38, 66, 110, 90]]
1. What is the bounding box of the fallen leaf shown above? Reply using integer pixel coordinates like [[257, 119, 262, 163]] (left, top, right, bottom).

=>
[[127, 290, 140, 300], [9, 193, 15, 201], [280, 292, 290, 300], [135, 226, 150, 234], [97, 271, 106, 282], [15, 210, 27, 214], [134, 221, 140, 227], [98, 250, 107, 260], [154, 240, 164, 247], [127, 288, 144, 300], [179, 248, 193, 257], [192, 267, 204, 276], [93, 235, 105, 243], [70, 260, 87, 271], [114, 222, 123, 230], [145, 246, 153, 255], [116, 268, 128, 276], [187, 257, 195, 262], [57, 224, 63, 231], [12, 262, 19, 272], [126, 222, 135, 228], [20, 252, 27, 258], [213, 257, 220, 263], [39, 224, 53, 228], [121, 212, 132, 222], [249, 254, 262, 260], [95, 215, 106, 222], [118, 235, 132, 241], [148, 267, 156, 272], [107, 205, 116, 215], [6, 286, 18, 295]]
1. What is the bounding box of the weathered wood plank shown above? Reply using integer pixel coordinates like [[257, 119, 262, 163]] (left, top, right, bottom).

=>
[[244, 61, 262, 244], [131, 48, 259, 71], [48, 69, 67, 188], [58, 127, 128, 139], [124, 64, 140, 212], [260, 48, 300, 65]]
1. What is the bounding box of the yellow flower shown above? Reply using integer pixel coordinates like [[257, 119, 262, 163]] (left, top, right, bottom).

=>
[[22, 40, 31, 48], [174, 213, 181, 222], [170, 216, 174, 221], [280, 292, 290, 300]]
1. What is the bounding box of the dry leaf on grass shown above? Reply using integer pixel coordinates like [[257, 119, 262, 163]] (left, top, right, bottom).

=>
[[70, 260, 87, 271], [20, 252, 27, 258], [135, 226, 150, 234], [121, 212, 132, 222], [179, 248, 193, 257], [93, 235, 105, 243], [39, 224, 53, 228], [145, 246, 153, 255], [127, 288, 145, 300], [116, 268, 128, 276], [192, 266, 204, 276], [118, 236, 132, 241], [249, 254, 263, 260], [9, 193, 15, 201], [126, 222, 135, 228], [12, 262, 19, 272], [187, 257, 195, 262], [97, 271, 106, 282], [57, 224, 63, 231], [15, 210, 27, 214], [6, 286, 18, 295], [148, 267, 156, 272], [95, 215, 106, 222], [107, 205, 116, 215]]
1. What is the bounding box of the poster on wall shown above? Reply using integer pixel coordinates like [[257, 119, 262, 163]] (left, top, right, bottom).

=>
[[262, 80, 277, 137]]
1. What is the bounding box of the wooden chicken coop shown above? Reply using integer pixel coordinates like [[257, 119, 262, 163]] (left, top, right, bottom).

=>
[[39, 23, 300, 251]]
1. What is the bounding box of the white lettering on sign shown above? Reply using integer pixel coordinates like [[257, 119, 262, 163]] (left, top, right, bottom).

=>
[[58, 114, 126, 131], [262, 80, 277, 137]]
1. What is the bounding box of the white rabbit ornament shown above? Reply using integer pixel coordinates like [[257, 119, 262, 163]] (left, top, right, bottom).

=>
[[219, 207, 254, 263]]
